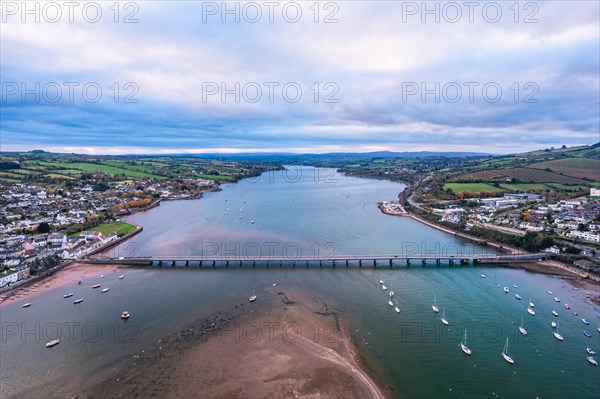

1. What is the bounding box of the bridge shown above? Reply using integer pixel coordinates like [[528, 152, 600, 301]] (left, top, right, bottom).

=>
[[83, 252, 549, 268]]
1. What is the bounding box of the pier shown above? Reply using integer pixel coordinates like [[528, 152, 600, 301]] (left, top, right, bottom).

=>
[[82, 252, 550, 268]]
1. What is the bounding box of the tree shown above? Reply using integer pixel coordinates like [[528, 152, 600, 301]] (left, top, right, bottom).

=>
[[36, 222, 50, 234]]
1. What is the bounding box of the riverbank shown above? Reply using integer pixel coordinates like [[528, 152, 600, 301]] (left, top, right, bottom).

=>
[[82, 283, 386, 399]]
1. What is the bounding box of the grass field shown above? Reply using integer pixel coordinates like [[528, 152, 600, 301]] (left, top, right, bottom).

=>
[[499, 183, 548, 191], [451, 167, 587, 185], [443, 182, 505, 194], [196, 174, 232, 181], [84, 222, 137, 236], [529, 158, 600, 180]]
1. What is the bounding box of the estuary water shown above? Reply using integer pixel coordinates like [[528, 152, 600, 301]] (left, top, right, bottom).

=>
[[1, 167, 598, 398]]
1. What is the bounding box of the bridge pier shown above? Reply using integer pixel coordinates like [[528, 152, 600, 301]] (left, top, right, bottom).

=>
[[199, 260, 202, 268], [253, 260, 256, 268], [226, 260, 229, 267], [359, 260, 362, 267], [373, 259, 377, 267], [436, 259, 440, 266], [406, 259, 410, 266], [185, 260, 189, 267], [158, 260, 162, 267], [449, 259, 454, 265], [292, 260, 296, 268], [212, 260, 215, 268], [422, 259, 426, 266], [389, 259, 393, 268], [332, 259, 336, 268], [319, 260, 322, 268], [239, 260, 242, 267]]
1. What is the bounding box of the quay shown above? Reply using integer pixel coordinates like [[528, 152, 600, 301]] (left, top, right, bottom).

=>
[[82, 252, 551, 268]]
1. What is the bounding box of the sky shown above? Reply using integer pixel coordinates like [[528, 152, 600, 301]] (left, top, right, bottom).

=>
[[1, 1, 599, 155]]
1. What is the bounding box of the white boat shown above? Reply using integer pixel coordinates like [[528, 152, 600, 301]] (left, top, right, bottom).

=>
[[515, 294, 522, 300], [598, 324, 600, 333], [63, 293, 74, 298], [118, 275, 124, 279], [121, 311, 130, 319], [519, 317, 527, 335], [554, 297, 560, 302], [379, 275, 384, 285], [46, 339, 60, 348], [388, 298, 394, 307], [553, 322, 564, 341], [441, 308, 448, 325], [529, 299, 535, 308], [582, 318, 590, 325], [552, 310, 559, 317], [503, 287, 509, 293], [272, 283, 277, 287], [587, 348, 596, 355], [502, 338, 514, 364], [588, 356, 598, 366], [394, 298, 400, 314], [101, 288, 109, 293], [548, 290, 553, 295], [92, 284, 101, 289], [100, 275, 104, 278], [573, 311, 578, 316], [249, 285, 257, 302], [73, 298, 83, 304], [584, 331, 591, 338], [480, 274, 486, 278], [432, 295, 439, 313], [512, 284, 518, 288], [551, 319, 557, 328], [460, 329, 472, 355], [528, 307, 535, 316], [389, 284, 394, 298], [381, 285, 387, 291], [22, 303, 32, 308]]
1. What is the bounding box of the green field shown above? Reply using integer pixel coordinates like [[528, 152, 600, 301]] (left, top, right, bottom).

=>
[[452, 167, 587, 185], [499, 183, 548, 191], [84, 222, 137, 236], [443, 182, 505, 194], [196, 174, 232, 181], [530, 158, 600, 180]]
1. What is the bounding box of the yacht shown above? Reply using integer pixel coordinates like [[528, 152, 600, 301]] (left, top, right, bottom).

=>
[[92, 284, 101, 289], [480, 274, 486, 278], [503, 287, 510, 293], [553, 322, 564, 341], [528, 307, 536, 316], [394, 298, 400, 314], [73, 298, 84, 304], [552, 310, 559, 317], [512, 284, 518, 288], [519, 317, 527, 335], [584, 331, 592, 338], [529, 299, 535, 308], [582, 318, 590, 325], [46, 339, 60, 348], [101, 288, 109, 293], [441, 308, 449, 325], [432, 295, 439, 313], [551, 319, 557, 328], [548, 290, 553, 295], [22, 303, 32, 308], [389, 284, 394, 298], [515, 294, 522, 300], [118, 275, 125, 279], [388, 298, 394, 307], [588, 356, 598, 366], [379, 275, 384, 285], [460, 329, 471, 355], [249, 285, 257, 302], [502, 338, 514, 364], [63, 293, 74, 298], [565, 304, 571, 309], [381, 284, 387, 291], [121, 311, 130, 319], [554, 297, 560, 302], [586, 348, 596, 355]]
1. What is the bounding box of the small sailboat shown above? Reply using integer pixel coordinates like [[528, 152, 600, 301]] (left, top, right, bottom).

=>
[[100, 275, 104, 278], [460, 329, 471, 355], [573, 311, 578, 316], [389, 284, 394, 298], [582, 318, 590, 325], [101, 288, 109, 293], [503, 287, 510, 293], [512, 284, 518, 288], [553, 322, 564, 341], [64, 293, 74, 298], [548, 290, 553, 295], [551, 318, 557, 328], [381, 284, 387, 291], [388, 298, 394, 307], [587, 348, 596, 355], [529, 299, 535, 308], [583, 331, 592, 338], [515, 294, 522, 300], [46, 339, 60, 348], [588, 356, 598, 366], [441, 308, 449, 325], [552, 310, 559, 317], [519, 317, 527, 335], [73, 298, 83, 304], [528, 307, 535, 316], [121, 311, 130, 319], [92, 284, 101, 289], [554, 297, 560, 302], [22, 303, 32, 308], [118, 275, 124, 279], [432, 295, 439, 313], [564, 304, 571, 309], [502, 338, 514, 364], [394, 298, 400, 314], [249, 285, 257, 302], [480, 274, 486, 278], [379, 275, 384, 285], [597, 323, 600, 333]]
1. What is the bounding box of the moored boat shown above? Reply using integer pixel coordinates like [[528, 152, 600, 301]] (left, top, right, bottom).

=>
[[587, 348, 596, 355], [441, 308, 449, 325], [92, 284, 101, 289], [588, 356, 598, 366], [503, 287, 509, 293], [22, 303, 32, 308], [460, 329, 471, 355], [565, 304, 571, 309], [582, 318, 590, 325], [554, 297, 560, 302], [584, 331, 592, 338], [553, 322, 564, 341], [46, 339, 60, 348], [63, 293, 73, 298], [121, 311, 130, 319], [101, 288, 109, 293], [519, 317, 527, 335], [118, 275, 125, 279], [515, 294, 522, 300], [432, 295, 439, 313], [73, 298, 83, 304], [502, 338, 514, 364], [552, 310, 559, 317], [528, 307, 536, 316]]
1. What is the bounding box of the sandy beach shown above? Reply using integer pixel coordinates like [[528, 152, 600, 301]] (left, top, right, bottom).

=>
[[81, 284, 386, 399]]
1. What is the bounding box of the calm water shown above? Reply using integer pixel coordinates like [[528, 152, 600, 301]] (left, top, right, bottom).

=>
[[1, 167, 599, 398]]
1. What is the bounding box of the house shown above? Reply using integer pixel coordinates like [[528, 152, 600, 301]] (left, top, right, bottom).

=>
[[568, 231, 600, 242], [544, 246, 561, 255], [47, 233, 67, 246], [574, 259, 600, 273]]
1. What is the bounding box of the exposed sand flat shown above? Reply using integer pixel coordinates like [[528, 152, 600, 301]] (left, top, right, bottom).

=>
[[86, 287, 385, 399]]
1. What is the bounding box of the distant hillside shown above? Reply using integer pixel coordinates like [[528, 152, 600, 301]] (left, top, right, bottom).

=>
[[194, 151, 491, 162]]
